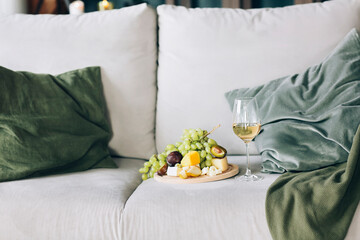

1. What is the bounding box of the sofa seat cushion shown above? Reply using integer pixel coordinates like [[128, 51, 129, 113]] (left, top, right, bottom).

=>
[[0, 4, 158, 159], [156, 0, 360, 156], [121, 156, 277, 239], [122, 156, 360, 240], [0, 157, 144, 240]]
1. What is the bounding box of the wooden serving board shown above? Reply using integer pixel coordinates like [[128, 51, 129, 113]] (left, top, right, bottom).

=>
[[154, 164, 239, 184]]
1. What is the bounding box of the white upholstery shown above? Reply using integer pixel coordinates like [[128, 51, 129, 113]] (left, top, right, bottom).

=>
[[1, 1, 360, 240], [0, 4, 157, 159], [122, 156, 360, 240], [121, 156, 278, 240], [0, 158, 145, 240], [156, 0, 360, 155]]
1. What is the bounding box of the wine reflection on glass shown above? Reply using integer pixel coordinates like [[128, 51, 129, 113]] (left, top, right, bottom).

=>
[[232, 97, 263, 181]]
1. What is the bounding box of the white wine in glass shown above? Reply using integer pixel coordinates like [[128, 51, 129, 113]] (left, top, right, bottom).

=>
[[232, 97, 263, 181]]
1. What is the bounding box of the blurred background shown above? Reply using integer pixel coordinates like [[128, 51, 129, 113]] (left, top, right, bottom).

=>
[[0, 0, 328, 14]]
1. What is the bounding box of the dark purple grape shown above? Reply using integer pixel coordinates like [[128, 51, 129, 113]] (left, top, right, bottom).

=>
[[166, 151, 183, 166]]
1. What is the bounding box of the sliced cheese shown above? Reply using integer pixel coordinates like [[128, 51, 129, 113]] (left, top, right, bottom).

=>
[[211, 157, 228, 172]]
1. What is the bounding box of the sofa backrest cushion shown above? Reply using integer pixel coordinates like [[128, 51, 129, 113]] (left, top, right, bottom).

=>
[[156, 0, 360, 154], [0, 4, 157, 159]]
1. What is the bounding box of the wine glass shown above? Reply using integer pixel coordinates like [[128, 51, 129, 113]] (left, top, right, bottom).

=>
[[232, 97, 263, 181]]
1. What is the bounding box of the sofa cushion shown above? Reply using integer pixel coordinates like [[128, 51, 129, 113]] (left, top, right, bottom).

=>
[[156, 0, 360, 155], [0, 4, 157, 159], [122, 156, 360, 240], [0, 66, 116, 182], [0, 157, 144, 240], [121, 156, 277, 240]]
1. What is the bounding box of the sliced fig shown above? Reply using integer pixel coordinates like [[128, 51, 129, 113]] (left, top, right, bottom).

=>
[[210, 145, 227, 158], [157, 163, 168, 176]]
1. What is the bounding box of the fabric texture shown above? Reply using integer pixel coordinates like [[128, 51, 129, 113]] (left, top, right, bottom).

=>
[[0, 4, 157, 159], [266, 124, 360, 240], [121, 156, 276, 240], [0, 157, 144, 240], [0, 66, 116, 182], [225, 29, 360, 173], [121, 155, 360, 240], [156, 0, 360, 156]]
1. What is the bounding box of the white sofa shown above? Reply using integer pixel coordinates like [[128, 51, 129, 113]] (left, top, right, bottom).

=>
[[0, 1, 359, 239]]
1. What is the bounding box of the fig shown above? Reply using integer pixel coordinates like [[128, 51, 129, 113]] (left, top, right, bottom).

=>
[[166, 151, 183, 167], [157, 162, 168, 176], [210, 145, 227, 158]]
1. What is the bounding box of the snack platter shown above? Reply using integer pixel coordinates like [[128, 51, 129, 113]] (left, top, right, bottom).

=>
[[154, 164, 239, 184]]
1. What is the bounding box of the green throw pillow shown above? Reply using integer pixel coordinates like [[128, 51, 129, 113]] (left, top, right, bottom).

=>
[[0, 66, 116, 182], [225, 28, 360, 173]]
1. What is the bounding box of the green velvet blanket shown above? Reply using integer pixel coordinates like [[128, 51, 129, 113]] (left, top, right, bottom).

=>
[[266, 125, 360, 240], [225, 29, 360, 173]]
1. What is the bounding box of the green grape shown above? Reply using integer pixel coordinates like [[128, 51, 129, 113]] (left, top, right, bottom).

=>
[[196, 128, 203, 136], [205, 146, 211, 153], [208, 138, 217, 146], [185, 144, 191, 150], [203, 142, 210, 148], [204, 136, 209, 141], [153, 161, 160, 169], [189, 129, 196, 135], [166, 144, 176, 150], [184, 139, 191, 145], [180, 135, 185, 140], [144, 161, 151, 168], [175, 141, 182, 147], [149, 171, 155, 178], [205, 159, 212, 167], [149, 155, 157, 164], [139, 168, 147, 173], [142, 174, 148, 180], [206, 154, 212, 161], [181, 150, 187, 156], [200, 150, 207, 158], [200, 138, 206, 144], [200, 161, 206, 169], [158, 154, 166, 162], [196, 142, 203, 149], [178, 144, 185, 151], [191, 144, 197, 150], [191, 133, 199, 141], [183, 129, 189, 136]]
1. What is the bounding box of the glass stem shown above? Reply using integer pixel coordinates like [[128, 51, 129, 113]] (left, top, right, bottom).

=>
[[245, 142, 251, 176]]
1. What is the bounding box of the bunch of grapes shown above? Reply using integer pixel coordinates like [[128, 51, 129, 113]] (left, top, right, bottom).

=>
[[139, 128, 218, 180]]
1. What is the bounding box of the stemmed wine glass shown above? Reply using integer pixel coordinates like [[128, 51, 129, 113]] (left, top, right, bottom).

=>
[[232, 97, 263, 181]]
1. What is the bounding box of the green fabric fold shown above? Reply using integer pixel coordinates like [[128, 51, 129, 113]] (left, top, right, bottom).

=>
[[225, 28, 360, 173], [266, 124, 360, 240]]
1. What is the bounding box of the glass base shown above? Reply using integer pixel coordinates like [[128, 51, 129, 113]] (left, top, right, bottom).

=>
[[236, 174, 263, 182]]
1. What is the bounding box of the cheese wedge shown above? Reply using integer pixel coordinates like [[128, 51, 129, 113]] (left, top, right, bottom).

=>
[[181, 151, 200, 167], [211, 157, 228, 172], [186, 165, 202, 177]]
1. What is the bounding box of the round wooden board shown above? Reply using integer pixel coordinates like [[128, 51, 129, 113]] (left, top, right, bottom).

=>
[[154, 164, 239, 184]]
